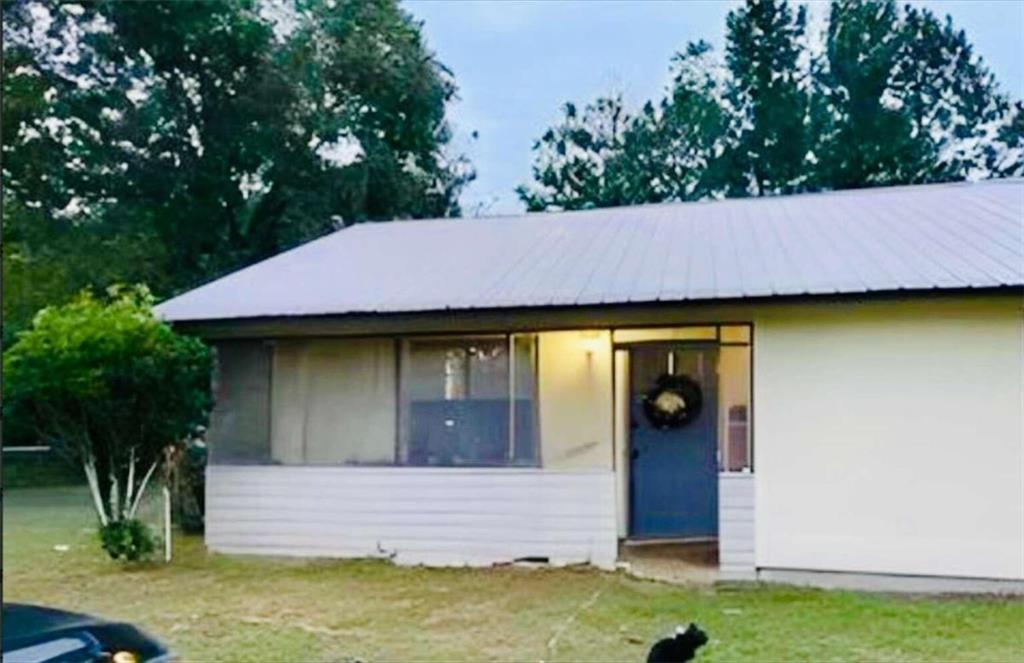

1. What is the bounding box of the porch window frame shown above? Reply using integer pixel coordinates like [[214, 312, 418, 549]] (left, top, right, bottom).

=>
[[395, 332, 541, 468]]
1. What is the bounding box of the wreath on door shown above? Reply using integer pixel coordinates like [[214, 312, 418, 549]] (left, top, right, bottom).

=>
[[642, 373, 703, 430]]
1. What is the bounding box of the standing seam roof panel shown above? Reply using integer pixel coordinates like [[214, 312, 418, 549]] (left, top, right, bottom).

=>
[[155, 179, 1024, 322]]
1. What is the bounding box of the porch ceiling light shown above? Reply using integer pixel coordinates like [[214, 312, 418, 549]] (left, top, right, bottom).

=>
[[579, 330, 605, 355]]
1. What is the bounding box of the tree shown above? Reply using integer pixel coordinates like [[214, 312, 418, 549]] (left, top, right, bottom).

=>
[[816, 0, 929, 188], [1, 0, 473, 337], [520, 0, 1022, 211], [517, 42, 735, 211], [893, 4, 1023, 181], [517, 96, 632, 211], [648, 40, 737, 201], [817, 0, 1023, 187], [2, 286, 212, 556], [724, 0, 814, 196]]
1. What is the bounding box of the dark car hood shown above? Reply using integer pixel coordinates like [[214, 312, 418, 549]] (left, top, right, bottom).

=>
[[2, 603, 169, 661], [3, 604, 107, 644]]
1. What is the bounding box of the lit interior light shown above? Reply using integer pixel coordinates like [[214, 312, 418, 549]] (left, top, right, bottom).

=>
[[579, 330, 604, 355]]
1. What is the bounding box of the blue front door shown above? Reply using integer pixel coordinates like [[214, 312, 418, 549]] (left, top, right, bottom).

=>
[[629, 344, 718, 539]]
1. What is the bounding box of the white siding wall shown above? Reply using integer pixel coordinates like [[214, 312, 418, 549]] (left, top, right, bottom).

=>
[[206, 466, 618, 569], [204, 295, 1022, 584], [753, 298, 1024, 580], [719, 473, 755, 579]]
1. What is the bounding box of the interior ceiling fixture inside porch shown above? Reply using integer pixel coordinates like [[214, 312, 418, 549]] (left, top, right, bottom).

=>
[[579, 330, 604, 356]]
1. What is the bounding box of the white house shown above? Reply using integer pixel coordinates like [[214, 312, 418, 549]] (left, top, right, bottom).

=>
[[157, 179, 1024, 593]]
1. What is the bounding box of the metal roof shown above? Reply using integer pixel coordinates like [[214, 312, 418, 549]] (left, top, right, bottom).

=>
[[157, 179, 1024, 322]]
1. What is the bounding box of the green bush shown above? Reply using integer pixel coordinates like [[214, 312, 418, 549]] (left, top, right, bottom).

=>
[[3, 285, 212, 554], [99, 519, 156, 561]]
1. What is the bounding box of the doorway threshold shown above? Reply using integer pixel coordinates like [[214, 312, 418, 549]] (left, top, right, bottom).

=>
[[623, 536, 717, 546], [618, 539, 720, 585]]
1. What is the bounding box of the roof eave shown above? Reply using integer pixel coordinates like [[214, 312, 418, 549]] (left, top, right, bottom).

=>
[[165, 285, 1024, 340]]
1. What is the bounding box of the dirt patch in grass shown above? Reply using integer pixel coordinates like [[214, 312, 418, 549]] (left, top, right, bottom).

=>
[[4, 486, 1022, 662]]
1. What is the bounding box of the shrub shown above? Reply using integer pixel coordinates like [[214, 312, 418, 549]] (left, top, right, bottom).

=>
[[99, 518, 156, 562], [3, 285, 212, 556]]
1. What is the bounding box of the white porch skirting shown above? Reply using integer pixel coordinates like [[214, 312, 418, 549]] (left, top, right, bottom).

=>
[[206, 465, 619, 569], [718, 473, 755, 580]]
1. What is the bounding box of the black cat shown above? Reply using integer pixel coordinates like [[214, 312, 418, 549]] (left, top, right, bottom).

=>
[[646, 623, 709, 662]]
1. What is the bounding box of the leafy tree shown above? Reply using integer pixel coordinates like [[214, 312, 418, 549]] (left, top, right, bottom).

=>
[[816, 0, 929, 188], [650, 40, 737, 201], [1, 0, 473, 338], [517, 96, 632, 211], [818, 0, 1024, 187], [2, 286, 212, 540], [894, 4, 1023, 181], [724, 0, 813, 196], [520, 0, 1022, 211], [517, 42, 734, 210]]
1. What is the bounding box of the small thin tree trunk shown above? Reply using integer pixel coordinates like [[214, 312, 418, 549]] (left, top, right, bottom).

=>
[[109, 469, 121, 521], [83, 458, 109, 526], [128, 460, 159, 518], [125, 447, 136, 513], [163, 485, 172, 563]]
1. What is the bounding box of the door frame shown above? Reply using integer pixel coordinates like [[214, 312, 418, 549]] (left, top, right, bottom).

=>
[[610, 323, 754, 542], [619, 340, 720, 540]]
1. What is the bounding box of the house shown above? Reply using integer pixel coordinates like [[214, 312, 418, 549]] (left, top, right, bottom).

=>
[[156, 179, 1024, 593]]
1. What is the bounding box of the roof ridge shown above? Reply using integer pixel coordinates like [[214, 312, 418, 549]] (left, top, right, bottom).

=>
[[345, 177, 1024, 229]]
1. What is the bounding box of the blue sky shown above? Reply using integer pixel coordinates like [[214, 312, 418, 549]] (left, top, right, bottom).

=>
[[405, 1, 1024, 216]]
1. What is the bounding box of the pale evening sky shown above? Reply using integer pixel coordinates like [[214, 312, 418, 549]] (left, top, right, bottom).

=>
[[404, 0, 1024, 216]]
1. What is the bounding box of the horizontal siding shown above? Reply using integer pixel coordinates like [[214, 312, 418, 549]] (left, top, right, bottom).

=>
[[719, 473, 756, 580], [206, 466, 618, 569]]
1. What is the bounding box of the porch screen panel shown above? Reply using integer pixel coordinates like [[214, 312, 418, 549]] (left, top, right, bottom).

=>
[[269, 341, 306, 463], [718, 344, 752, 471], [511, 334, 539, 465], [208, 340, 272, 464], [270, 338, 396, 465], [612, 326, 717, 344], [398, 336, 538, 467]]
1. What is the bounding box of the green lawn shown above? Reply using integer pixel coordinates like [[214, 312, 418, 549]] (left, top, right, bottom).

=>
[[3, 486, 1022, 662]]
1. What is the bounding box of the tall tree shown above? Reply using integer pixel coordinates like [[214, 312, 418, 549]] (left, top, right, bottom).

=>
[[517, 96, 632, 211], [517, 42, 734, 210], [816, 0, 929, 187], [2, 0, 473, 339], [894, 4, 1023, 181], [654, 40, 737, 201], [520, 0, 1022, 212], [724, 0, 813, 196], [818, 0, 1023, 187]]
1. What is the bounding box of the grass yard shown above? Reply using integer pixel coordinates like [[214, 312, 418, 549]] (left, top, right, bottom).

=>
[[3, 487, 1022, 662]]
